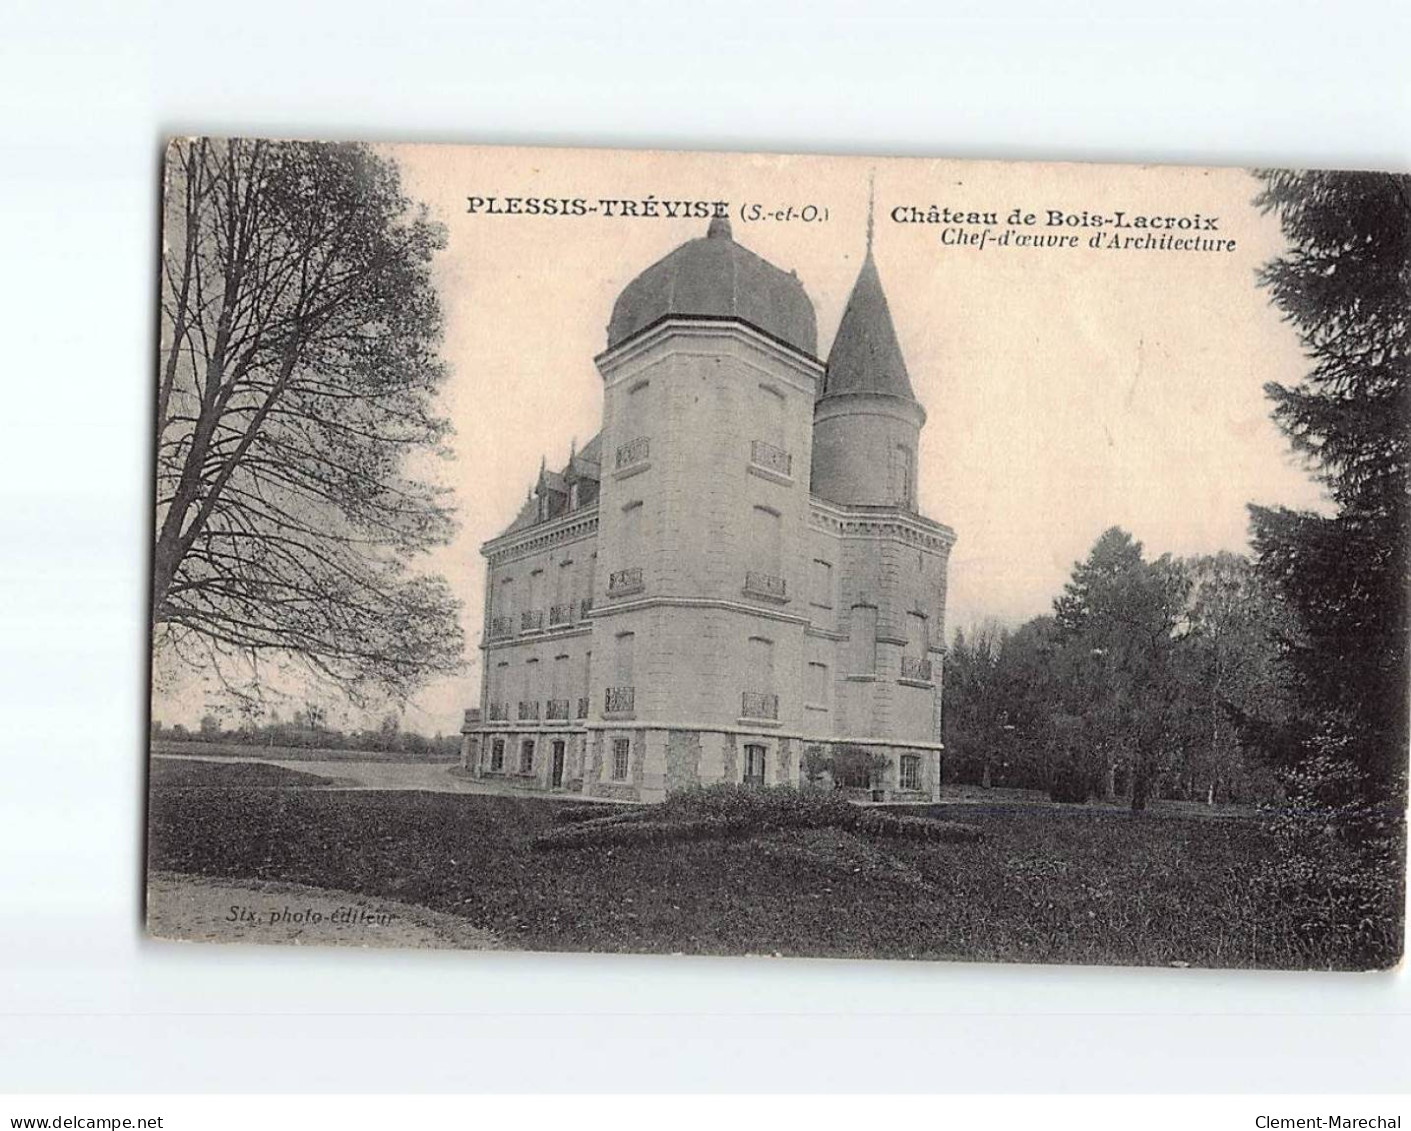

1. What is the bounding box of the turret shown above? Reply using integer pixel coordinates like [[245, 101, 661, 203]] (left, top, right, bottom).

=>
[[810, 228, 926, 511]]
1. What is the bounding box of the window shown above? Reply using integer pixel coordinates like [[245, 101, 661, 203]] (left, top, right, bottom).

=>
[[744, 744, 767, 786], [615, 501, 644, 591], [850, 605, 878, 674], [490, 739, 505, 772], [748, 636, 774, 689], [619, 381, 650, 460], [614, 632, 635, 686], [811, 560, 833, 608], [806, 661, 829, 705], [611, 737, 631, 780], [900, 755, 921, 791], [902, 611, 932, 680], [891, 444, 913, 508], [756, 383, 785, 439], [520, 739, 535, 774], [750, 505, 782, 570]]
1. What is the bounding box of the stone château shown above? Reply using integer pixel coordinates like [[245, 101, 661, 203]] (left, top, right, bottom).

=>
[[461, 213, 956, 801]]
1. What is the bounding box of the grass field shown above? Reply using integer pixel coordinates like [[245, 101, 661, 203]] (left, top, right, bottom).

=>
[[148, 758, 355, 790], [150, 739, 458, 764], [146, 760, 1327, 969]]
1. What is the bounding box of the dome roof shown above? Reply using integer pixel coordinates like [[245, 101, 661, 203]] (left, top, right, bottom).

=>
[[606, 216, 818, 355], [821, 249, 918, 404]]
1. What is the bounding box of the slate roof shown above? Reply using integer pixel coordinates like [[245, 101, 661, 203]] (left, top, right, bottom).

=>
[[606, 216, 818, 356], [820, 249, 918, 403]]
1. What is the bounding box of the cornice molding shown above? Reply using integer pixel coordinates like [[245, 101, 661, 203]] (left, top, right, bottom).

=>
[[596, 318, 824, 397], [482, 506, 599, 564], [807, 497, 957, 553]]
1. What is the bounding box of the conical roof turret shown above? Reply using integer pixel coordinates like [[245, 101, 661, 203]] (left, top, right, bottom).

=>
[[820, 246, 918, 403]]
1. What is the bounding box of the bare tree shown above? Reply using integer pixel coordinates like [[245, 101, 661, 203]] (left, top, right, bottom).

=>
[[153, 138, 463, 704]]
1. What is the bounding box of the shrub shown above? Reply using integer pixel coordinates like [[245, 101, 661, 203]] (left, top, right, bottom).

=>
[[533, 817, 735, 851], [1048, 763, 1090, 804], [1251, 741, 1407, 969], [831, 745, 889, 790], [854, 810, 984, 844], [531, 784, 984, 850], [551, 803, 644, 825]]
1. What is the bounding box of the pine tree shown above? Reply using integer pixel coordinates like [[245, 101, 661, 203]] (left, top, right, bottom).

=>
[[1248, 170, 1411, 803]]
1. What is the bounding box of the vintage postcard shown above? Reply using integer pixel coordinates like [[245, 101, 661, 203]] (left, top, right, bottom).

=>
[[147, 140, 1407, 969]]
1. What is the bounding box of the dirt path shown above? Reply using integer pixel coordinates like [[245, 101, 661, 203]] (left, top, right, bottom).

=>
[[146, 871, 500, 951]]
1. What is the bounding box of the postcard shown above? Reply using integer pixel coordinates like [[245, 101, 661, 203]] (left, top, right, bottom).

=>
[[147, 140, 1407, 969]]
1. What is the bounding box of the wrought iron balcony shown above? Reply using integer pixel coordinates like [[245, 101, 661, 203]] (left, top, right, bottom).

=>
[[901, 656, 934, 682], [743, 570, 787, 602], [520, 609, 544, 633], [548, 602, 573, 626], [608, 567, 644, 597], [741, 690, 779, 720], [615, 436, 650, 470], [489, 616, 514, 639], [546, 698, 570, 720], [576, 696, 590, 719], [750, 439, 792, 477], [604, 685, 635, 715], [517, 700, 540, 721], [487, 702, 509, 721]]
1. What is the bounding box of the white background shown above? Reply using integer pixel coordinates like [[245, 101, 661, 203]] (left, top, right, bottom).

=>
[[1, 0, 1408, 1095]]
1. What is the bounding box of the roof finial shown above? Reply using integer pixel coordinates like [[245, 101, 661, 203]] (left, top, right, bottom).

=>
[[865, 169, 876, 256], [707, 211, 732, 240], [569, 435, 577, 460]]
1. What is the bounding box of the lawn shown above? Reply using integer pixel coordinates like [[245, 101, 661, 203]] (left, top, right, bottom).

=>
[[146, 764, 1326, 969], [148, 758, 352, 790], [150, 739, 458, 764]]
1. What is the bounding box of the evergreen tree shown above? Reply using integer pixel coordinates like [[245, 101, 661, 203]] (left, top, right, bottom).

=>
[[1247, 170, 1411, 803], [1053, 528, 1191, 809]]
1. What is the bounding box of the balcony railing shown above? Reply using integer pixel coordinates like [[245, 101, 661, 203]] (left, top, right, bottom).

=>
[[743, 570, 787, 602], [741, 690, 779, 720], [489, 616, 514, 640], [487, 702, 509, 721], [520, 610, 544, 633], [901, 656, 934, 682], [750, 439, 792, 477], [518, 700, 540, 721], [604, 685, 635, 715], [608, 567, 644, 597], [545, 698, 570, 720], [548, 602, 573, 626], [576, 696, 590, 719], [615, 436, 650, 469]]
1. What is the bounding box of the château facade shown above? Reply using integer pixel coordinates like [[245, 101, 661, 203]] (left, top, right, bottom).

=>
[[461, 214, 956, 802]]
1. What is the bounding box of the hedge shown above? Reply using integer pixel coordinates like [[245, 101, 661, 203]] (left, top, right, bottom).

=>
[[531, 785, 983, 850]]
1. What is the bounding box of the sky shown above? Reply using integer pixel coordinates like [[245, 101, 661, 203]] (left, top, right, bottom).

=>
[[155, 144, 1328, 734]]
